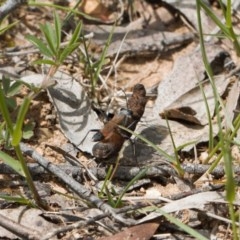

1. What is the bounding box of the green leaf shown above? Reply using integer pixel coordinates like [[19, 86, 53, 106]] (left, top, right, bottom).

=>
[[0, 85, 14, 135], [40, 23, 57, 55], [114, 167, 148, 208], [22, 122, 35, 140], [1, 76, 11, 94], [26, 35, 53, 58], [7, 81, 22, 97], [5, 97, 17, 111], [0, 150, 25, 176], [0, 194, 34, 206], [53, 11, 61, 51], [59, 42, 79, 63], [158, 209, 208, 240], [92, 25, 115, 89], [69, 21, 82, 46], [105, 185, 117, 207], [118, 125, 175, 163], [199, 1, 231, 38], [0, 21, 19, 35], [32, 59, 57, 65], [12, 97, 31, 146]]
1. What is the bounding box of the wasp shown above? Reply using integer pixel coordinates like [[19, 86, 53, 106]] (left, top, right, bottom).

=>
[[92, 84, 147, 159]]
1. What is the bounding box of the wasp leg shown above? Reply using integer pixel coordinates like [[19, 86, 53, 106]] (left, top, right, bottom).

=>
[[80, 129, 101, 145], [92, 130, 104, 142]]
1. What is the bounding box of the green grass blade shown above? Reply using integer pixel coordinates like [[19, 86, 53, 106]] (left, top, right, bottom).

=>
[[1, 75, 10, 94], [225, 0, 232, 27], [164, 116, 184, 175], [40, 23, 57, 56], [0, 194, 34, 206], [59, 43, 79, 63], [7, 81, 22, 97], [0, 21, 19, 35], [157, 209, 209, 240], [26, 35, 53, 58], [114, 167, 148, 208], [198, 81, 214, 150], [69, 21, 82, 46], [12, 97, 31, 146], [53, 11, 61, 51], [175, 140, 197, 152], [99, 165, 113, 198], [223, 146, 235, 202], [0, 85, 13, 134], [32, 59, 57, 65], [199, 1, 230, 38], [118, 125, 175, 163], [0, 150, 25, 176], [92, 24, 115, 90]]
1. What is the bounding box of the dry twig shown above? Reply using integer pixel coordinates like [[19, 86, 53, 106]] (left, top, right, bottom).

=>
[[0, 0, 27, 21], [20, 143, 136, 226], [0, 213, 40, 240]]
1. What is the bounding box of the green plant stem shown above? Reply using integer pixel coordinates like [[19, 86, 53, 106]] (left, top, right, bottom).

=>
[[201, 112, 240, 177], [114, 167, 147, 208], [225, 0, 240, 56], [0, 86, 46, 209], [99, 165, 113, 198], [204, 113, 240, 165], [196, 0, 215, 151], [228, 27, 240, 56], [165, 116, 184, 176], [14, 145, 47, 209], [229, 202, 238, 240], [0, 88, 13, 135]]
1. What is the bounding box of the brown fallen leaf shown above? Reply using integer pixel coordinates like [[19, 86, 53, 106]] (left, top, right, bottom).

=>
[[155, 45, 233, 126], [80, 0, 111, 21], [98, 222, 160, 240], [159, 74, 229, 125], [160, 106, 201, 125]]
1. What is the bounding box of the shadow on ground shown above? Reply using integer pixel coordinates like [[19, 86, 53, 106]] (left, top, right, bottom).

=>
[[121, 124, 169, 165]]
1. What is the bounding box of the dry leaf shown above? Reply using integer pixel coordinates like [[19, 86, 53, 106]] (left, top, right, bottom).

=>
[[80, 0, 111, 21], [0, 206, 56, 239], [99, 222, 159, 240], [160, 75, 229, 125], [154, 46, 231, 125], [223, 79, 240, 129], [21, 72, 103, 154], [47, 71, 102, 154], [164, 0, 215, 32], [138, 191, 224, 224]]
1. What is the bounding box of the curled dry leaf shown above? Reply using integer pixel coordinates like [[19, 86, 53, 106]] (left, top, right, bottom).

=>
[[154, 46, 232, 125], [160, 75, 229, 125]]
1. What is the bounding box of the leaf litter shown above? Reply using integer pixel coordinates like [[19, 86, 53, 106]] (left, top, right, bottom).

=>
[[0, 0, 239, 239]]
